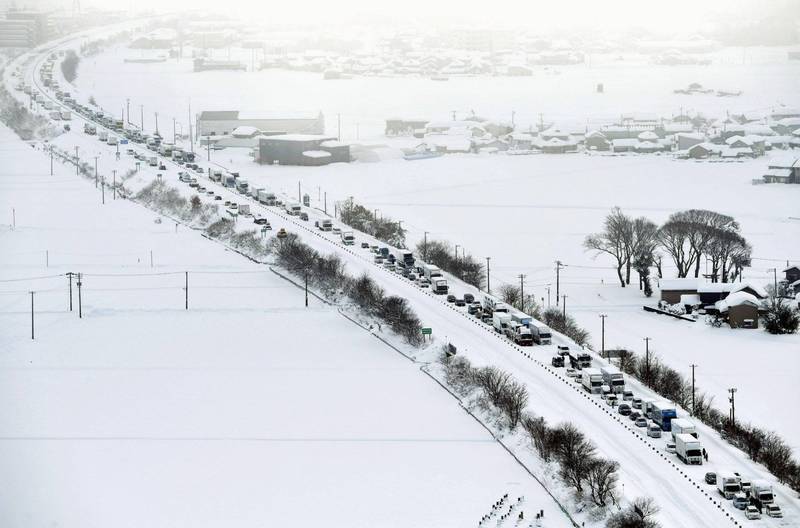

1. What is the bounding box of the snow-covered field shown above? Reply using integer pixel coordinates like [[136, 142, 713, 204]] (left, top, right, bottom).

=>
[[0, 123, 574, 528], [5, 26, 800, 528]]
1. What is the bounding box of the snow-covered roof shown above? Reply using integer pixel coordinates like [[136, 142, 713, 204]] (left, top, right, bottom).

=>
[[585, 130, 607, 139], [637, 130, 659, 141], [679, 294, 701, 306], [302, 150, 332, 158], [612, 138, 639, 147], [663, 123, 693, 133], [777, 117, 800, 126], [231, 125, 260, 138], [542, 137, 566, 146], [733, 282, 768, 299], [697, 282, 736, 293], [764, 168, 792, 178], [725, 135, 753, 146], [659, 278, 698, 290], [319, 140, 346, 148], [676, 132, 705, 141], [716, 291, 760, 312], [262, 134, 335, 142]]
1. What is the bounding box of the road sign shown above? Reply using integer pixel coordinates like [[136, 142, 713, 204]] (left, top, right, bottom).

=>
[[421, 327, 432, 335]]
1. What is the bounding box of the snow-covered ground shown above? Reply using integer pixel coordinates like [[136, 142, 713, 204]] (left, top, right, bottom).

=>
[[5, 26, 800, 528], [0, 123, 574, 528]]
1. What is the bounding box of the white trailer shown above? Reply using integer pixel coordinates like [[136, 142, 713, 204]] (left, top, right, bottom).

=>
[[600, 366, 625, 393], [481, 294, 509, 313], [675, 433, 703, 465], [422, 264, 443, 280], [530, 322, 552, 345], [505, 321, 533, 345], [750, 480, 774, 505], [341, 231, 355, 245], [238, 204, 251, 215], [431, 278, 448, 295], [492, 312, 512, 334], [284, 201, 301, 216], [581, 368, 603, 394], [60, 110, 71, 120], [670, 418, 698, 441], [257, 189, 276, 205]]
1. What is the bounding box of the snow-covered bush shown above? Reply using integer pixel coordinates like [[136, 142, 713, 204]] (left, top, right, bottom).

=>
[[762, 297, 800, 335], [542, 307, 590, 346]]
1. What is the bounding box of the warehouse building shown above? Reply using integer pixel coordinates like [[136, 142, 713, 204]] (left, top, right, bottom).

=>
[[257, 135, 350, 166], [197, 110, 324, 137], [0, 10, 51, 47]]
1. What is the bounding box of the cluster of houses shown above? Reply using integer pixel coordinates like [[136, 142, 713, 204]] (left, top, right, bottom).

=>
[[385, 107, 800, 157], [658, 278, 768, 329], [657, 266, 800, 329]]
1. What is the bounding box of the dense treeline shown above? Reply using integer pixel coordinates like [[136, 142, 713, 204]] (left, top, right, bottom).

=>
[[269, 233, 423, 345], [441, 353, 642, 516], [616, 348, 800, 492], [60, 50, 80, 82], [585, 208, 751, 288], [338, 198, 406, 248], [414, 239, 484, 288]]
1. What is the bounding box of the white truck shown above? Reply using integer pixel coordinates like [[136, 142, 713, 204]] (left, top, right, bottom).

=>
[[600, 365, 625, 393], [670, 418, 698, 441], [257, 189, 276, 205], [238, 203, 251, 215], [422, 264, 443, 281], [148, 156, 158, 167], [481, 295, 509, 313], [431, 278, 448, 295], [107, 136, 118, 146], [750, 480, 774, 505], [235, 179, 249, 194], [284, 201, 301, 216], [492, 312, 512, 334], [341, 231, 355, 245], [581, 368, 604, 394], [98, 130, 108, 142], [210, 170, 223, 183], [60, 110, 71, 120], [675, 433, 703, 465], [530, 322, 552, 345], [505, 321, 533, 346]]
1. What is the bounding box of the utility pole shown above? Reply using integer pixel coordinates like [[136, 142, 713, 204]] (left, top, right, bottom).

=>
[[77, 273, 83, 318], [599, 314, 607, 358], [423, 231, 429, 261], [728, 387, 737, 425], [555, 260, 564, 306], [184, 271, 188, 310], [511, 109, 516, 128], [101, 177, 105, 204], [304, 271, 309, 307], [207, 136, 211, 161], [50, 145, 53, 175], [643, 337, 652, 379], [29, 291, 34, 339], [298, 181, 301, 204], [140, 104, 144, 131], [486, 256, 491, 294], [155, 112, 159, 135], [562, 295, 567, 318], [337, 113, 341, 141], [455, 244, 460, 261], [93, 156, 99, 188], [188, 102, 194, 153], [690, 364, 698, 416], [126, 98, 130, 124], [518, 274, 526, 310], [74, 146, 79, 176], [546, 286, 551, 307], [112, 170, 116, 200], [66, 272, 75, 311], [324, 192, 327, 215], [768, 268, 778, 297]]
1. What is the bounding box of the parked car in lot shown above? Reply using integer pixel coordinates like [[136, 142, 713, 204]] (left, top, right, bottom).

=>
[[647, 424, 662, 438], [617, 403, 631, 416], [705, 472, 717, 485], [765, 504, 782, 518], [745, 506, 761, 520], [665, 441, 676, 454]]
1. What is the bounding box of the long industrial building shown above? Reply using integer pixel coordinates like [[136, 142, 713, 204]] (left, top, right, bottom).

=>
[[197, 110, 324, 137]]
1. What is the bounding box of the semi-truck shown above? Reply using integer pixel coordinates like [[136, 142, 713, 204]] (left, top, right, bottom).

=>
[[422, 264, 443, 280], [568, 351, 592, 369], [675, 433, 703, 465], [223, 175, 236, 188], [341, 231, 355, 245], [510, 310, 533, 327], [750, 480, 774, 505], [235, 179, 249, 194], [482, 295, 509, 313], [60, 110, 71, 120], [98, 130, 108, 142], [581, 368, 604, 394], [284, 201, 301, 215], [492, 312, 512, 334], [238, 204, 251, 215], [431, 278, 448, 295], [600, 366, 625, 393], [530, 323, 552, 345], [670, 418, 698, 441], [318, 219, 333, 231], [210, 170, 223, 182], [505, 322, 533, 346], [392, 250, 415, 268], [257, 189, 277, 205], [649, 400, 678, 431]]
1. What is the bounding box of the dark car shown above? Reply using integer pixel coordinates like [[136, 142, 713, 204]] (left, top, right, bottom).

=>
[[446, 294, 456, 303], [467, 304, 480, 315], [629, 411, 641, 421], [551, 355, 565, 367], [464, 293, 475, 303], [704, 472, 717, 485], [159, 163, 166, 170], [617, 404, 632, 416], [455, 298, 466, 307], [361, 242, 370, 249]]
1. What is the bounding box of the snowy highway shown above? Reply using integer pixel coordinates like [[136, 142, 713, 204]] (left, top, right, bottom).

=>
[[5, 25, 800, 528]]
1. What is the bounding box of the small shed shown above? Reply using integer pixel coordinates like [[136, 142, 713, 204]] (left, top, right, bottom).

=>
[[715, 292, 761, 329], [659, 278, 699, 304]]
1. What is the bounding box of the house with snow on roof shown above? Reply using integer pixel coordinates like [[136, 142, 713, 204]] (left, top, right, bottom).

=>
[[762, 158, 800, 184], [715, 292, 761, 329]]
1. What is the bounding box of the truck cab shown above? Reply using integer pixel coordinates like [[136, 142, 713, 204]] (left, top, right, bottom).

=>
[[431, 278, 448, 295], [341, 231, 355, 245]]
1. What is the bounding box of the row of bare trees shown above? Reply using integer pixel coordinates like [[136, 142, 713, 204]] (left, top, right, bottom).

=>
[[585, 208, 751, 288], [616, 348, 800, 491], [338, 198, 407, 248], [415, 239, 484, 288], [269, 233, 424, 345], [441, 353, 626, 512]]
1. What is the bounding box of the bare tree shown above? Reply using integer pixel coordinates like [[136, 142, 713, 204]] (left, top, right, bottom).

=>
[[584, 207, 630, 287], [552, 422, 596, 494], [586, 458, 619, 507]]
